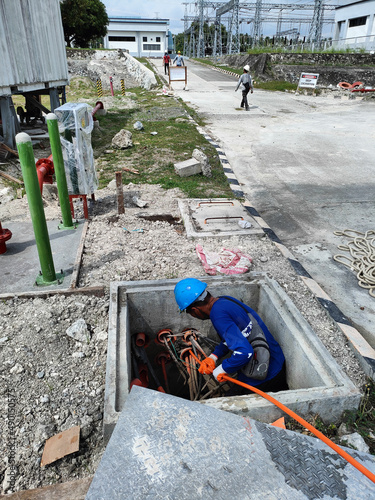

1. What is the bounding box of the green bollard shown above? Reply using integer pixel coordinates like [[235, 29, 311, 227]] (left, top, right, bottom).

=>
[[46, 113, 77, 230], [16, 133, 64, 286]]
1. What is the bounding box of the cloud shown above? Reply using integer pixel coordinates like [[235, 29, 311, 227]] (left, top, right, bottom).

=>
[[102, 0, 185, 33]]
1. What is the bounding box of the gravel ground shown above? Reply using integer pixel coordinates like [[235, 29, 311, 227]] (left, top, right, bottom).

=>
[[0, 179, 368, 494], [0, 72, 369, 494]]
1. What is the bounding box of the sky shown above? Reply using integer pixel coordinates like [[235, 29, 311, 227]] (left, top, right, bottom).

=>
[[101, 1, 337, 39], [102, 0, 185, 34]]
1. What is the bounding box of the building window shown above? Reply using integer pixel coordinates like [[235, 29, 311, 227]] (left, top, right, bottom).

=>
[[156, 37, 161, 42], [143, 44, 161, 51], [348, 16, 367, 28], [109, 36, 136, 42], [143, 36, 147, 42]]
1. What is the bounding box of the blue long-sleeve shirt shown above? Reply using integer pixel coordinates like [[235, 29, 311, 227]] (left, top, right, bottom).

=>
[[210, 296, 285, 386]]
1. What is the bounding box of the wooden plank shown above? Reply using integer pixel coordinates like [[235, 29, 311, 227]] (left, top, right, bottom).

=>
[[70, 221, 90, 289], [0, 171, 23, 184], [0, 476, 93, 500], [0, 285, 105, 301], [0, 142, 19, 157]]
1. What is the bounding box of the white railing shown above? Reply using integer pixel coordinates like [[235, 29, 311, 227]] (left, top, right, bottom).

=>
[[285, 34, 375, 53]]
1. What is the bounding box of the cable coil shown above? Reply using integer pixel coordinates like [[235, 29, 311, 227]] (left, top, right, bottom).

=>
[[333, 229, 375, 297]]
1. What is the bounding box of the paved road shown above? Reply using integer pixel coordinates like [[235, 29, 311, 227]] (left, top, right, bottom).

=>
[[160, 59, 375, 347]]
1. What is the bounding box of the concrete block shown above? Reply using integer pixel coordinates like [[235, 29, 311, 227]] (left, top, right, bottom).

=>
[[174, 158, 202, 177], [103, 274, 361, 442]]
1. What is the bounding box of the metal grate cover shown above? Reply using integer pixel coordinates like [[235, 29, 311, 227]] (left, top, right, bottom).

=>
[[87, 386, 375, 499]]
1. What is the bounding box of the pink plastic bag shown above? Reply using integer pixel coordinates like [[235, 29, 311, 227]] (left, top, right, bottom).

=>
[[196, 244, 252, 276]]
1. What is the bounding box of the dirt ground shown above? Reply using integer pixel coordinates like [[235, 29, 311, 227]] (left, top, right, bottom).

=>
[[0, 80, 369, 494]]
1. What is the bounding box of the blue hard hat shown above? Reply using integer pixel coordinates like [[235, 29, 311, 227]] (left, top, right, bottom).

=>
[[174, 278, 207, 311]]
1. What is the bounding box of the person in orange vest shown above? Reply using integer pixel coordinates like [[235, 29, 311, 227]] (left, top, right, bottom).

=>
[[163, 51, 171, 75]]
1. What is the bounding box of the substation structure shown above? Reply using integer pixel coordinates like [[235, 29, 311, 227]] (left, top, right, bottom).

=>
[[182, 0, 338, 57]]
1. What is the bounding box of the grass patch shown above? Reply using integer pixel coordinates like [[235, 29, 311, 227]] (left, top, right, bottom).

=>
[[254, 80, 298, 92], [94, 108, 231, 198], [342, 380, 375, 453], [286, 379, 375, 455], [10, 69, 233, 199], [63, 79, 235, 198]]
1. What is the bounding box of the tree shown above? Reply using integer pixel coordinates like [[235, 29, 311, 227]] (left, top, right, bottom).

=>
[[61, 0, 108, 48]]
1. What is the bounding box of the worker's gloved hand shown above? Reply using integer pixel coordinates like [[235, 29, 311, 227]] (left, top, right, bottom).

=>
[[213, 364, 227, 383], [198, 354, 217, 375]]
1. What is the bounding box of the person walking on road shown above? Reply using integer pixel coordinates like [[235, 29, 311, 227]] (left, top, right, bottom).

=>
[[163, 51, 171, 75], [235, 64, 253, 111], [173, 51, 185, 66]]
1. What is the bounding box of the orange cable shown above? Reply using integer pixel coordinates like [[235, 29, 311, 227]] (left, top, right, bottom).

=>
[[188, 350, 375, 484]]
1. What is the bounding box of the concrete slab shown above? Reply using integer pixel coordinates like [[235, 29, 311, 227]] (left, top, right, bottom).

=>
[[0, 220, 86, 296], [88, 386, 375, 500], [103, 274, 360, 442], [178, 198, 263, 238]]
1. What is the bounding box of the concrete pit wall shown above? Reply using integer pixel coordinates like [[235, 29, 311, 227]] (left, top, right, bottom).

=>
[[103, 274, 361, 442]]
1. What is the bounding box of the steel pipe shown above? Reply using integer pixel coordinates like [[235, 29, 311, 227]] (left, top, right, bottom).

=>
[[16, 132, 57, 284]]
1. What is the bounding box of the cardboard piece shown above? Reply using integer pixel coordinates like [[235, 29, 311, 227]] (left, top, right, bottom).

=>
[[41, 426, 80, 467]]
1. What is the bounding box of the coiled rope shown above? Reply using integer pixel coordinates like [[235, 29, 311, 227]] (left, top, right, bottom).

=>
[[333, 229, 375, 298]]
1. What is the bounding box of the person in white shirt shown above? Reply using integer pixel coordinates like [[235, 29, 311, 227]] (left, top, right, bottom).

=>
[[235, 64, 254, 111]]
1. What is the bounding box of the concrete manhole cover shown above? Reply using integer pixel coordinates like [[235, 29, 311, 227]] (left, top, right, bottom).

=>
[[178, 198, 264, 238]]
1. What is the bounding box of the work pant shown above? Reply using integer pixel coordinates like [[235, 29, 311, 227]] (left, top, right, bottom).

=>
[[164, 63, 169, 75], [241, 89, 250, 110], [226, 362, 289, 396]]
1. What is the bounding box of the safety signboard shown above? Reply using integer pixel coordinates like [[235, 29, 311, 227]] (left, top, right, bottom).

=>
[[298, 73, 319, 88]]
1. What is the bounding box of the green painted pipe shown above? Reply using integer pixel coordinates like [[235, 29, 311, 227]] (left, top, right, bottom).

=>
[[16, 133, 57, 283], [46, 113, 75, 229]]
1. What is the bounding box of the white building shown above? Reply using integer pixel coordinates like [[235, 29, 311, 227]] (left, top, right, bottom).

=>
[[103, 17, 170, 57], [334, 0, 375, 51]]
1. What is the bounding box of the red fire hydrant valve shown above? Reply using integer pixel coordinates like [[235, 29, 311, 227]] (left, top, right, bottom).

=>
[[0, 221, 12, 254]]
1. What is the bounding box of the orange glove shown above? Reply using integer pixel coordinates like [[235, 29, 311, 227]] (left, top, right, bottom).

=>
[[213, 365, 227, 382], [198, 354, 217, 375]]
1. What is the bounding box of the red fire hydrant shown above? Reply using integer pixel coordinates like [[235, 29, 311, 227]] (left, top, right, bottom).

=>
[[0, 221, 12, 254], [35, 155, 54, 194]]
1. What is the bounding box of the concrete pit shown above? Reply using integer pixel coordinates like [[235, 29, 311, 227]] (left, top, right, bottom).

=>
[[103, 274, 361, 442]]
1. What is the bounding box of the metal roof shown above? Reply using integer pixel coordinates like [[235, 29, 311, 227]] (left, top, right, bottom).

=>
[[0, 0, 69, 95]]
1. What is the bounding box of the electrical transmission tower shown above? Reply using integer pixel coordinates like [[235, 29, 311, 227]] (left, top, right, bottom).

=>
[[198, 0, 205, 57], [308, 0, 324, 44], [253, 0, 263, 45], [232, 0, 240, 53], [183, 3, 189, 56]]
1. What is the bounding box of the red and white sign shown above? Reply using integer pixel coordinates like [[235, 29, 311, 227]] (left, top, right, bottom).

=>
[[298, 73, 319, 88]]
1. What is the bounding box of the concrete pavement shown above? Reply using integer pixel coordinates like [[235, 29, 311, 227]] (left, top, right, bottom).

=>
[[156, 59, 375, 350]]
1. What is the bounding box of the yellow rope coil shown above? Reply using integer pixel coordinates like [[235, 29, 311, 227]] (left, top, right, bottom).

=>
[[333, 229, 375, 298]]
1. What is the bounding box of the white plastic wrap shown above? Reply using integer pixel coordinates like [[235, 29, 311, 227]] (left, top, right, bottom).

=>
[[55, 102, 98, 195]]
